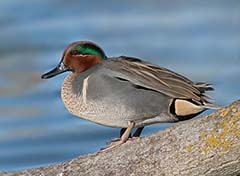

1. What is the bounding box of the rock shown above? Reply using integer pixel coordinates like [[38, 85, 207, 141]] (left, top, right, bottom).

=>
[[2, 100, 240, 176]]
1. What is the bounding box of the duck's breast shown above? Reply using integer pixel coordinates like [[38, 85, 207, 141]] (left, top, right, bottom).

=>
[[61, 69, 172, 128]]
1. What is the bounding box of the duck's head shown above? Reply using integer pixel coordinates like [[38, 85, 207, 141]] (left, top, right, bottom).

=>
[[41, 41, 107, 79]]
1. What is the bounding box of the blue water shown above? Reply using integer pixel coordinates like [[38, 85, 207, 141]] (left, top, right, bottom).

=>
[[0, 0, 240, 172]]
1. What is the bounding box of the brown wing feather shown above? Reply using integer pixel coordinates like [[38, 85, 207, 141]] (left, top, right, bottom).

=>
[[106, 56, 214, 106]]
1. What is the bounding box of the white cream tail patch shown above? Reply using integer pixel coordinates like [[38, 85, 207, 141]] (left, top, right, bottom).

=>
[[175, 99, 204, 116]]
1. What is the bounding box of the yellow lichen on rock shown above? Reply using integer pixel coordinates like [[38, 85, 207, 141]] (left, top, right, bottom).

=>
[[202, 108, 240, 154], [220, 108, 230, 117], [236, 112, 240, 119], [186, 144, 193, 153]]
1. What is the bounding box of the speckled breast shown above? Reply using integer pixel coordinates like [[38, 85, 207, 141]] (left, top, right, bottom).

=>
[[61, 74, 130, 128]]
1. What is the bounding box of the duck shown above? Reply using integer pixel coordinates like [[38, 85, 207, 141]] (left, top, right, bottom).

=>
[[41, 41, 216, 151]]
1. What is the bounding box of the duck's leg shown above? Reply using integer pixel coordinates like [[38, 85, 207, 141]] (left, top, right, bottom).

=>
[[132, 126, 144, 137], [120, 128, 127, 137], [106, 128, 130, 145], [123, 126, 145, 143], [101, 122, 135, 152], [106, 126, 142, 146]]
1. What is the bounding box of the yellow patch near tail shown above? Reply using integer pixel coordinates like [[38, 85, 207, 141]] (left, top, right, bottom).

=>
[[175, 99, 204, 116]]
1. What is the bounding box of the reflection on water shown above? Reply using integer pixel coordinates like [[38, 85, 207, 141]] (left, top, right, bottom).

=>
[[0, 0, 240, 171]]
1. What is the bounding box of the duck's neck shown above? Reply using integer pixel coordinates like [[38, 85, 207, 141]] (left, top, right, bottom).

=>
[[78, 55, 102, 73], [65, 63, 101, 97]]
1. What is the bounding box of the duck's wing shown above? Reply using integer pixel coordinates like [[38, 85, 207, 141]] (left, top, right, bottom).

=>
[[104, 56, 214, 107]]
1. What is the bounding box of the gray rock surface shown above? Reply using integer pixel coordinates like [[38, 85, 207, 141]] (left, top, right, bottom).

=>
[[2, 100, 240, 176]]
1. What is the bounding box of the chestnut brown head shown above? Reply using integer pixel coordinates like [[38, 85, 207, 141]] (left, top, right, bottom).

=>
[[41, 41, 107, 79]]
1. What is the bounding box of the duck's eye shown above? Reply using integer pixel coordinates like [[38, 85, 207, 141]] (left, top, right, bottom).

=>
[[70, 49, 80, 55]]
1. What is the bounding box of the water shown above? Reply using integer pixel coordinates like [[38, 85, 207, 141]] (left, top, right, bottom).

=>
[[0, 0, 239, 172]]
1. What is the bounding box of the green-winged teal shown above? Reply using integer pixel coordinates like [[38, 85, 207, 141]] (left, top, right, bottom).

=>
[[42, 41, 216, 151]]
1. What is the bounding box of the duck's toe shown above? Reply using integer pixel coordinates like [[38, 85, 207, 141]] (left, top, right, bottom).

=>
[[106, 138, 121, 145], [127, 136, 140, 142], [100, 140, 125, 152], [100, 121, 135, 152]]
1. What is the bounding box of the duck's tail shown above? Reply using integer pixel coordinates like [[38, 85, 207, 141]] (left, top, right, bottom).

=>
[[194, 82, 221, 109], [194, 82, 214, 92]]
